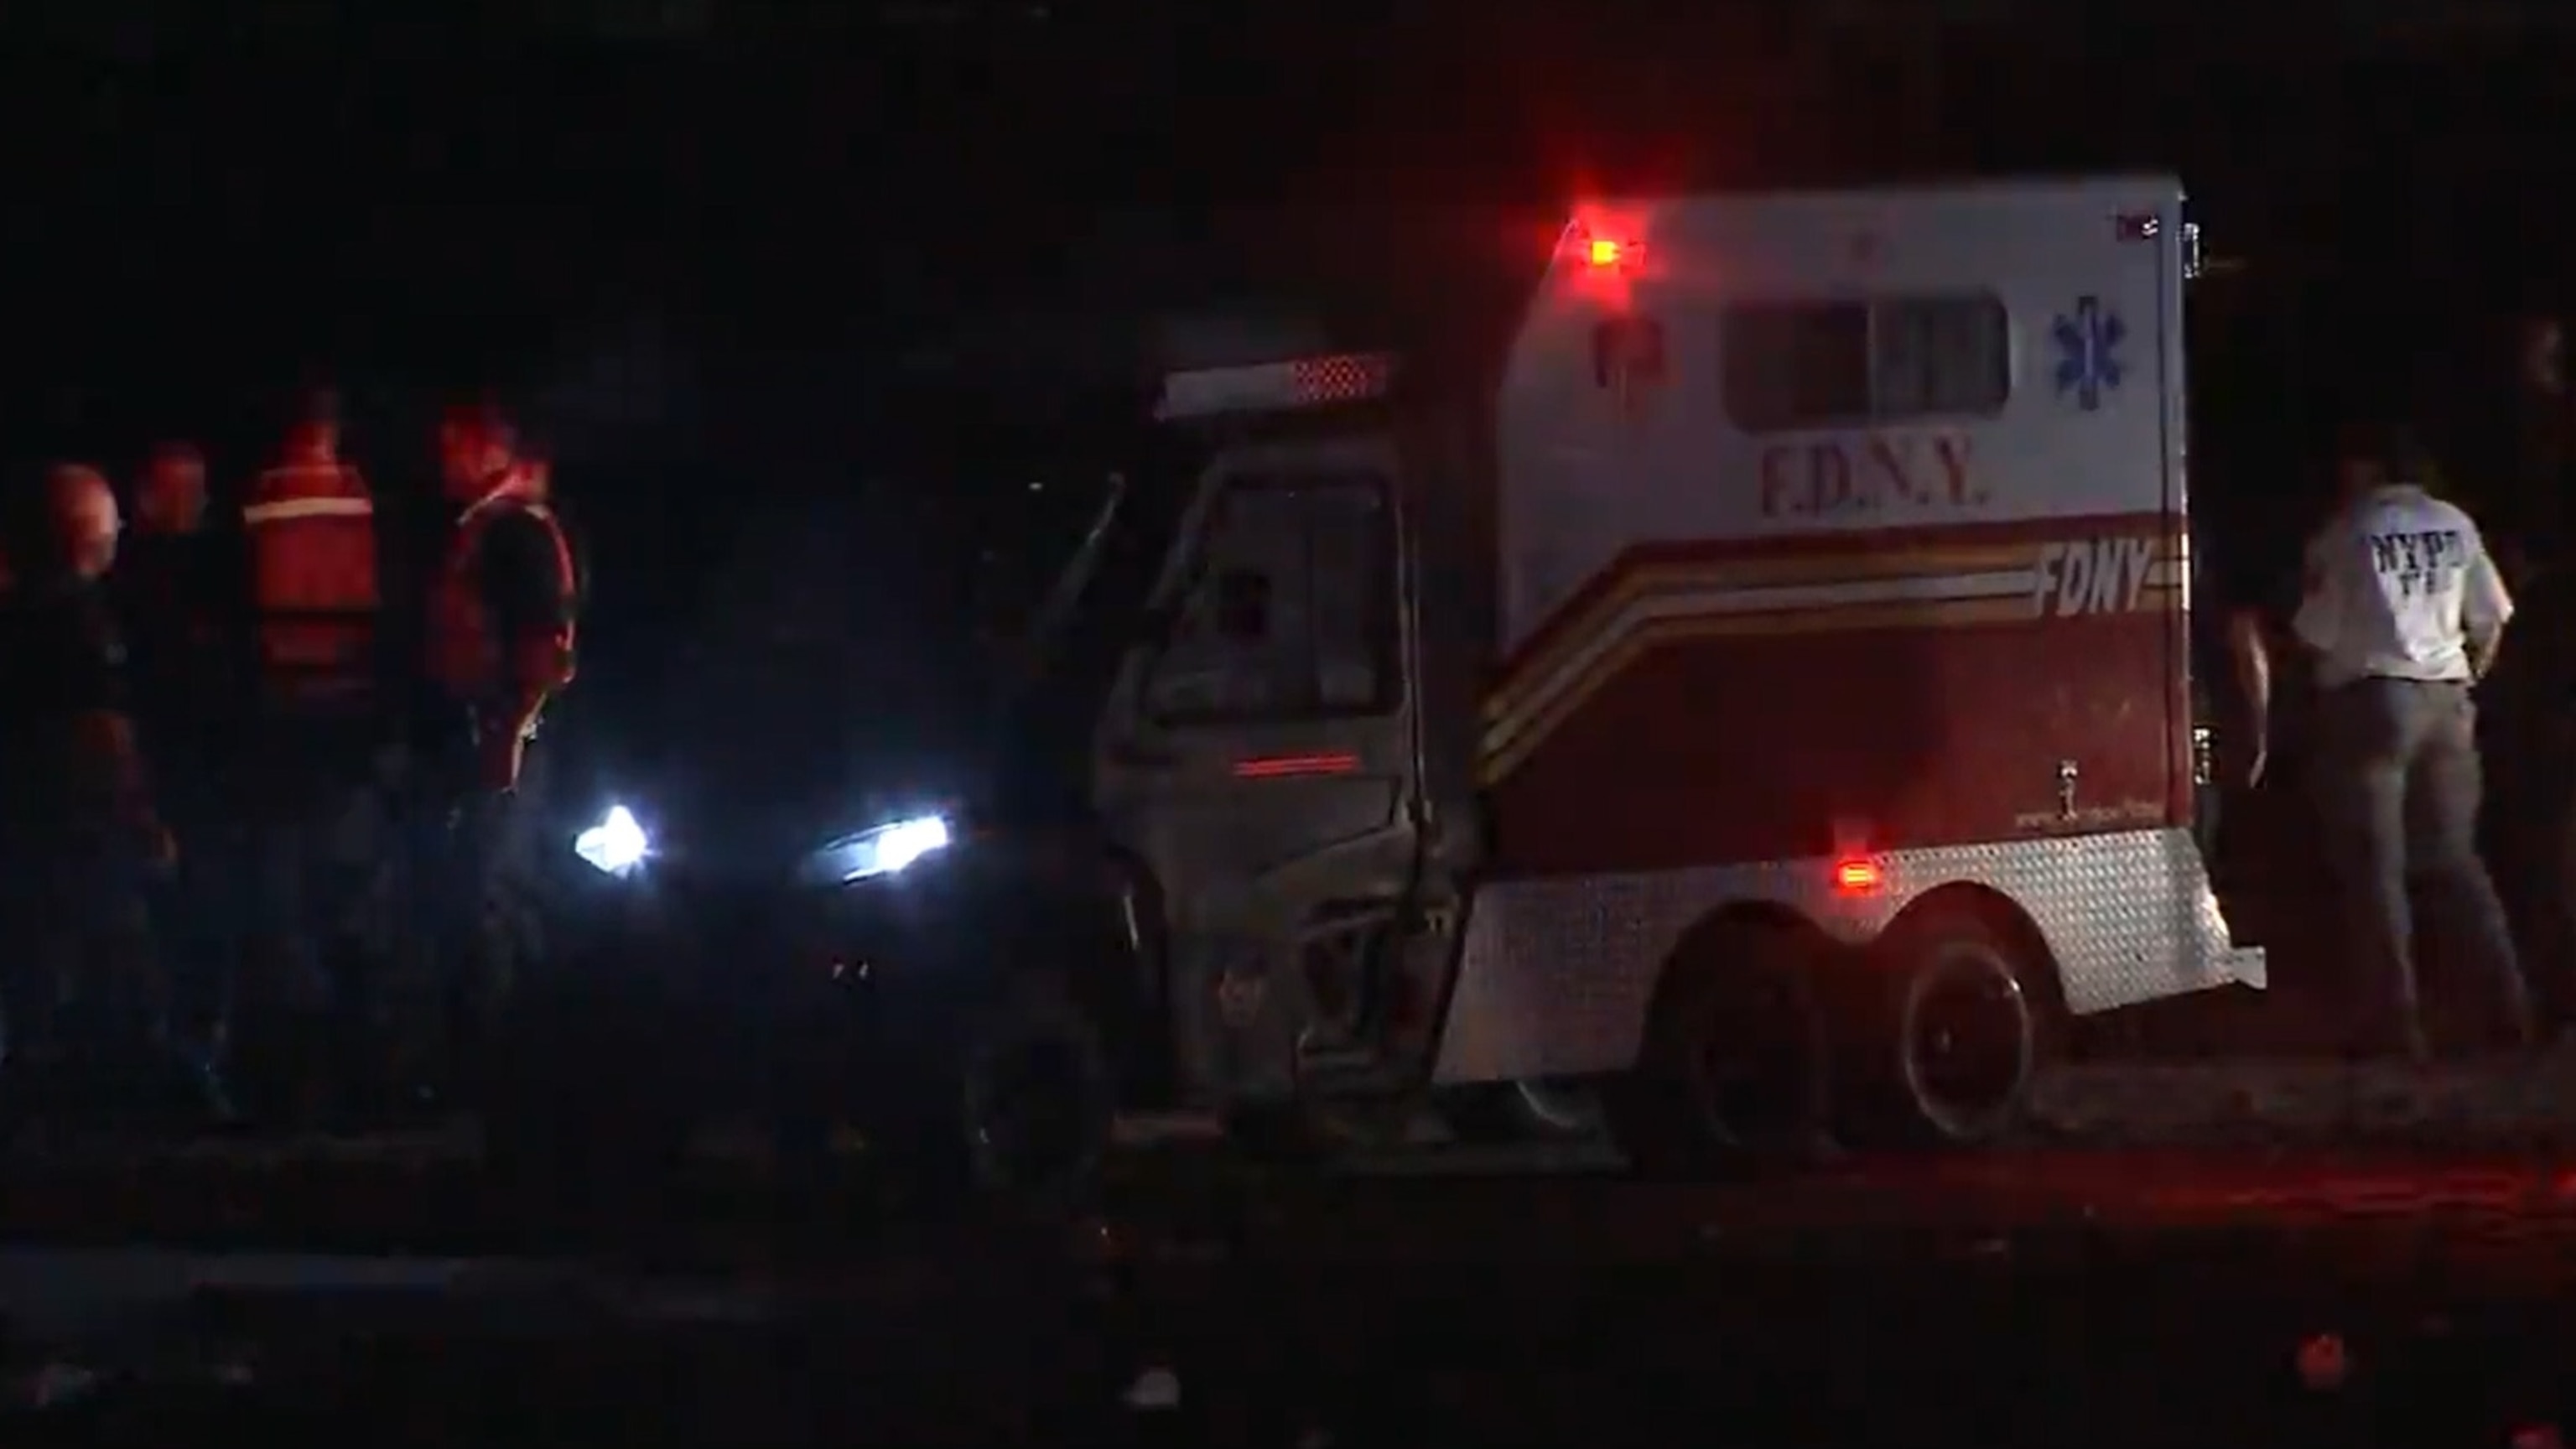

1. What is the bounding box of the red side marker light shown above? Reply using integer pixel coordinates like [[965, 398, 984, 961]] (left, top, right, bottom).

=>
[[1833, 857, 1884, 895], [1587, 236, 1625, 267], [1232, 751, 1361, 781]]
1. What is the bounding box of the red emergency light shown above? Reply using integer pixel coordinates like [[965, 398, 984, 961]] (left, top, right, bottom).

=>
[[1833, 857, 1884, 896], [1563, 210, 1644, 274], [1154, 351, 1396, 422]]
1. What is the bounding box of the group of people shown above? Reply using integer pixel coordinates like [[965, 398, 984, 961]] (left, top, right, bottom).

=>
[[0, 392, 583, 1130]]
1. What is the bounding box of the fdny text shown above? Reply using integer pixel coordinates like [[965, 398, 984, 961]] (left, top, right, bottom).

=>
[[1758, 432, 1982, 519], [2033, 537, 2158, 617]]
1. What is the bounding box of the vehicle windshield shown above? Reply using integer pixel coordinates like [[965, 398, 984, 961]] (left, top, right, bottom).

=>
[[958, 470, 1134, 690], [953, 423, 1207, 816], [504, 345, 1207, 863]]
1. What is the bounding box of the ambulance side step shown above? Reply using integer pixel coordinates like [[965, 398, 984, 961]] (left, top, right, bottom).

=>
[[2220, 945, 2267, 991]]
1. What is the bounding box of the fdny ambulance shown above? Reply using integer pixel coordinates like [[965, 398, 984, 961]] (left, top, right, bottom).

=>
[[819, 174, 2260, 1192]]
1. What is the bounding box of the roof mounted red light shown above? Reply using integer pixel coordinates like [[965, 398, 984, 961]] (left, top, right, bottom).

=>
[[1566, 213, 1644, 273]]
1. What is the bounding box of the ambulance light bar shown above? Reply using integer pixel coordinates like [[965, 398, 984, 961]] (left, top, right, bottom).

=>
[[1154, 351, 1395, 422]]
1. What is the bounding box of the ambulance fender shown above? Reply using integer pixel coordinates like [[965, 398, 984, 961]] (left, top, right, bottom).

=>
[[1644, 900, 1846, 1029], [1873, 883, 2068, 1021]]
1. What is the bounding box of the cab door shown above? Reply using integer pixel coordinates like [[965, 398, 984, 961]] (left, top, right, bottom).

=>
[[1092, 434, 1426, 1107]]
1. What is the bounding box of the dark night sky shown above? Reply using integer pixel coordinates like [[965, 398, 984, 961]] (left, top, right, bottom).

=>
[[0, 3, 2571, 479], [0, 0, 2565, 800], [0, 5, 1487, 469]]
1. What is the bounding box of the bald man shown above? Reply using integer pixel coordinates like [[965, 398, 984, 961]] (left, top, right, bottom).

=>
[[0, 464, 212, 1130]]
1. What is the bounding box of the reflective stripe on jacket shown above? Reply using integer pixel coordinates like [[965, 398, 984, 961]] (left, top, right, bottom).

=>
[[242, 460, 379, 703]]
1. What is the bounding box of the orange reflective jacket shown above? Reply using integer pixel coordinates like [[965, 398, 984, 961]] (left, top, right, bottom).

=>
[[242, 459, 379, 704]]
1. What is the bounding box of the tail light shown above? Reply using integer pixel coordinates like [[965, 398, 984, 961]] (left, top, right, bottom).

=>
[[1833, 857, 1884, 896]]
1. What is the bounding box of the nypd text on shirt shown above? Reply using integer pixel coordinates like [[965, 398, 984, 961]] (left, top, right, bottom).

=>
[[2367, 527, 2464, 601]]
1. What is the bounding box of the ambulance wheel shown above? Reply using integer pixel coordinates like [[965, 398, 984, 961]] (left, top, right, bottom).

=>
[[1604, 917, 1836, 1177], [1842, 908, 2057, 1149], [878, 972, 1114, 1218]]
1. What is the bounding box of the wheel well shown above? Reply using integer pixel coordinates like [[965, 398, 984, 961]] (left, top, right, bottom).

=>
[[1882, 883, 2069, 1020], [1649, 900, 1835, 1015]]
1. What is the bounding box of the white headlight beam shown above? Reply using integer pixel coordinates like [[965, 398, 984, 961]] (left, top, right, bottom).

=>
[[824, 814, 953, 884], [574, 804, 652, 876]]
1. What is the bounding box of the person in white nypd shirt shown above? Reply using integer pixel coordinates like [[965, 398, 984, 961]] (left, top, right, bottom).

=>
[[2277, 422, 2537, 1062]]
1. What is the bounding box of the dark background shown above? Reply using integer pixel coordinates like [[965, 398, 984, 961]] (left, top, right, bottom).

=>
[[7, 0, 2575, 615]]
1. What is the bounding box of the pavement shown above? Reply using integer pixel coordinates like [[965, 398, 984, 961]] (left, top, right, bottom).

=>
[[12, 1135, 2576, 1444], [16, 1010, 2576, 1444]]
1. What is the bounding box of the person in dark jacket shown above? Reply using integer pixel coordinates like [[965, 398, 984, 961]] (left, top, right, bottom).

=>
[[415, 399, 580, 1100], [110, 440, 247, 1086], [0, 464, 200, 1128]]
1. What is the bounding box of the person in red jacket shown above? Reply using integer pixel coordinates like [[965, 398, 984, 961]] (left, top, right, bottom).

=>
[[235, 388, 390, 1123], [418, 398, 579, 1096], [244, 392, 380, 713]]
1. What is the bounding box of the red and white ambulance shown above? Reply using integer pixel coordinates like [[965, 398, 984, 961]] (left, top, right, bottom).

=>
[[847, 175, 2260, 1184]]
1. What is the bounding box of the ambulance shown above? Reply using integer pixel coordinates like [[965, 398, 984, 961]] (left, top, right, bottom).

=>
[[786, 174, 2262, 1191]]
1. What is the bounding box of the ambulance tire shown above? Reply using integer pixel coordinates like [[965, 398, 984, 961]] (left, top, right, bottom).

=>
[[875, 972, 1115, 1220], [1842, 909, 2058, 1150], [1604, 917, 1836, 1179]]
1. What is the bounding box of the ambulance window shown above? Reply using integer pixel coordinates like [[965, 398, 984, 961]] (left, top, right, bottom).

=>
[[1873, 296, 2012, 418], [1721, 303, 1872, 429], [1303, 480, 1394, 711], [1212, 570, 1273, 641], [1721, 293, 2010, 431], [1146, 471, 1397, 724]]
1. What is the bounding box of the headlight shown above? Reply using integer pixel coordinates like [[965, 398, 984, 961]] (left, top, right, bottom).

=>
[[573, 804, 652, 876], [815, 814, 953, 884]]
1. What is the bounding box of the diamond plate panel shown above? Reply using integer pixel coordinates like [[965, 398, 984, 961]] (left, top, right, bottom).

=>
[[1432, 827, 2262, 1084]]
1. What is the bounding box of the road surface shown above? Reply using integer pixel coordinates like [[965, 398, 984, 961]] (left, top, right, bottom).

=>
[[12, 1139, 2576, 1443]]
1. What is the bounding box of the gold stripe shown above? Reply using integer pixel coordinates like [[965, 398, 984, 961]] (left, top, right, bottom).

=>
[[1487, 529, 2181, 725], [1479, 578, 2184, 785], [1487, 543, 2023, 724]]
